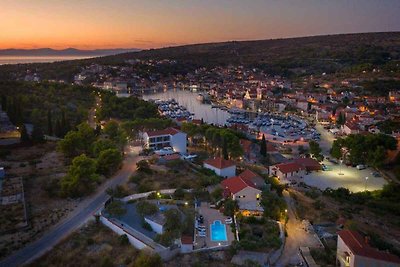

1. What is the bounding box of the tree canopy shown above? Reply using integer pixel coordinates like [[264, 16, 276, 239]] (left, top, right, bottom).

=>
[[330, 134, 397, 167]]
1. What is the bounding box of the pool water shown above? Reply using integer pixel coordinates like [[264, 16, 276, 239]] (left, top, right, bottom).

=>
[[210, 220, 227, 241]]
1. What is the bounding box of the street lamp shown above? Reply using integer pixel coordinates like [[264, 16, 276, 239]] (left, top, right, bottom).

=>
[[338, 159, 343, 175], [365, 177, 369, 191]]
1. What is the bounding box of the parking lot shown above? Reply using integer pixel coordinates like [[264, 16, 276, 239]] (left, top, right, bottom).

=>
[[303, 160, 387, 192]]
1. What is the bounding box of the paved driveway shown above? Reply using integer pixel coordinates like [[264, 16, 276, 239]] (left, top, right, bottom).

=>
[[275, 190, 321, 267]]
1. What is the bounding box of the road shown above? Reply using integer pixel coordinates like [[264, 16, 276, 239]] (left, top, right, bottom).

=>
[[88, 95, 101, 129], [0, 146, 141, 267], [275, 190, 321, 267], [315, 123, 336, 155]]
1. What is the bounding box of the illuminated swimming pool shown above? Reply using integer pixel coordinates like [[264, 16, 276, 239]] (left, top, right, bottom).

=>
[[210, 220, 227, 241]]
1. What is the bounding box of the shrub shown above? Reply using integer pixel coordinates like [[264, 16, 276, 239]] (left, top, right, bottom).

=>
[[105, 200, 126, 218], [118, 234, 130, 245], [305, 189, 320, 199], [129, 174, 143, 184], [142, 220, 153, 231], [136, 201, 158, 216], [173, 188, 185, 200]]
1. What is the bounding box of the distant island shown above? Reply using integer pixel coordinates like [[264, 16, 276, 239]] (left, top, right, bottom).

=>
[[0, 48, 140, 57]]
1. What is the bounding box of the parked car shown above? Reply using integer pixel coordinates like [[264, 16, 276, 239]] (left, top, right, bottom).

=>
[[225, 217, 233, 224], [372, 171, 381, 177], [198, 231, 206, 237], [356, 164, 366, 170], [182, 153, 198, 161], [155, 147, 175, 156], [321, 164, 331, 171]]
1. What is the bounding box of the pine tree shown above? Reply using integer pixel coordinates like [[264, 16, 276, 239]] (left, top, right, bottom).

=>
[[20, 124, 30, 142], [47, 110, 53, 136], [14, 97, 23, 124], [260, 134, 267, 157], [61, 110, 69, 136], [6, 97, 15, 123], [1, 95, 6, 111], [222, 138, 229, 160], [55, 119, 62, 137], [31, 125, 45, 143]]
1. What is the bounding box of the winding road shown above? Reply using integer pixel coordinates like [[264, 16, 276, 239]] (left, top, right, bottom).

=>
[[0, 147, 140, 267], [274, 190, 321, 267]]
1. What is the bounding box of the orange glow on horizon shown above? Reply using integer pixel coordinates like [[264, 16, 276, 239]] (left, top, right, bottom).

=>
[[1, 1, 399, 50]]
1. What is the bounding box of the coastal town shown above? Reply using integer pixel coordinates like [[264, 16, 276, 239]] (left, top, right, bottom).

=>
[[1, 49, 400, 267]]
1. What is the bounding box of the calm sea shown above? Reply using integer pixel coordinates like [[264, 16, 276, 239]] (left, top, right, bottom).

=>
[[0, 56, 96, 65]]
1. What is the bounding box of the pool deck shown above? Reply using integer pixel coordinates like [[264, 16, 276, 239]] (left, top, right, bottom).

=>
[[195, 202, 235, 249]]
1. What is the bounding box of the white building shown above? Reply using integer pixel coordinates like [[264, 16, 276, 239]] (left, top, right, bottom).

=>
[[342, 122, 360, 135], [269, 162, 306, 180], [203, 157, 236, 178], [221, 175, 263, 215], [143, 128, 187, 154], [337, 230, 400, 267], [180, 236, 193, 253], [144, 213, 165, 234]]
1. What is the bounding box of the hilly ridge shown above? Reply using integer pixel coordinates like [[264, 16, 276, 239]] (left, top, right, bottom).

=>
[[0, 48, 140, 57], [0, 32, 399, 81]]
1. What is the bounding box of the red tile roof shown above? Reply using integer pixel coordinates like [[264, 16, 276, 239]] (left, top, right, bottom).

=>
[[267, 143, 277, 152], [181, 235, 193, 245], [293, 158, 321, 170], [221, 175, 258, 194], [338, 230, 400, 264], [146, 127, 181, 137], [275, 162, 304, 174], [240, 139, 252, 154], [204, 157, 235, 169], [239, 169, 259, 181]]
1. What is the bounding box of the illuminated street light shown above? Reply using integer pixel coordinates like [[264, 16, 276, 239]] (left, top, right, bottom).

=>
[[338, 159, 344, 175]]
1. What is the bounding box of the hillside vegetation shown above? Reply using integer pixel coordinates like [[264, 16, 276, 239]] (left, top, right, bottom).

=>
[[1, 32, 400, 81]]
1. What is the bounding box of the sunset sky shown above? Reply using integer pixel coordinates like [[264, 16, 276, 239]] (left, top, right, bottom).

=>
[[1, 0, 400, 50]]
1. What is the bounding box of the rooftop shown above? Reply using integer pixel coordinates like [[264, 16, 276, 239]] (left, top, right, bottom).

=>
[[204, 157, 235, 169], [146, 127, 181, 137], [338, 230, 400, 264], [221, 175, 258, 194], [274, 162, 304, 174]]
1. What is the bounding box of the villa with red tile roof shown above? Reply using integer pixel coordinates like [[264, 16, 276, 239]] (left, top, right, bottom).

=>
[[221, 175, 263, 214], [337, 230, 400, 267], [203, 157, 236, 178], [269, 158, 320, 180], [143, 127, 187, 154], [269, 161, 306, 180]]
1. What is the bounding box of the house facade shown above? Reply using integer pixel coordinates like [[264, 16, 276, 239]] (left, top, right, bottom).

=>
[[337, 230, 400, 267], [143, 127, 187, 154], [269, 162, 306, 180], [203, 157, 236, 178], [221, 175, 263, 215]]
